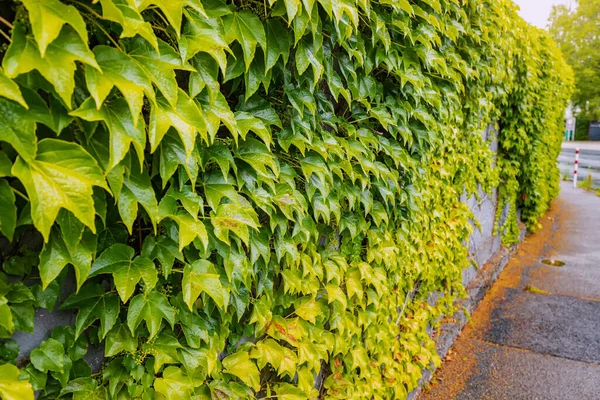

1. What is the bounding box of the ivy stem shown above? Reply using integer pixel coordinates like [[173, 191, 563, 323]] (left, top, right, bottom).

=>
[[12, 188, 28, 201], [0, 29, 11, 43], [0, 16, 13, 29]]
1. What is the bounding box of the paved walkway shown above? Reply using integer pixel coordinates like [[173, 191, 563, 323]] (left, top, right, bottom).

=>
[[421, 182, 600, 400]]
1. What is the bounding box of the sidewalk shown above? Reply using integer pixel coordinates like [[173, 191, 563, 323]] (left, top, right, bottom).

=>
[[420, 182, 600, 400]]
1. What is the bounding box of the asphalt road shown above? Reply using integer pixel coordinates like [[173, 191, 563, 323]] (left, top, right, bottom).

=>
[[421, 182, 600, 400], [559, 142, 600, 189]]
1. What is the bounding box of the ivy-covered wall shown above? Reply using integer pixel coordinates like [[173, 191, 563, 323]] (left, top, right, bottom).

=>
[[0, 0, 572, 399]]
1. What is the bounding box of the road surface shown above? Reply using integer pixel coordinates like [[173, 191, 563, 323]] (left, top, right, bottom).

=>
[[421, 182, 600, 400]]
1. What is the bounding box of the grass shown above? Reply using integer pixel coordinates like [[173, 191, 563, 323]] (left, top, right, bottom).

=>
[[577, 173, 594, 191]]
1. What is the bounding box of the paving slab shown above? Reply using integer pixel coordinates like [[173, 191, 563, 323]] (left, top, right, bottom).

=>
[[422, 339, 600, 400], [475, 287, 600, 364]]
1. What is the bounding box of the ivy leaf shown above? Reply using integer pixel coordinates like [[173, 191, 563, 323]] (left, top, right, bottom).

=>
[[237, 95, 282, 129], [265, 20, 291, 72], [211, 202, 260, 245], [136, 0, 186, 34], [250, 338, 285, 370], [104, 323, 136, 357], [203, 142, 236, 180], [85, 45, 154, 126], [142, 235, 184, 277], [235, 112, 272, 147], [11, 139, 108, 242], [198, 91, 238, 142], [32, 281, 60, 311], [89, 244, 158, 303], [143, 331, 181, 372], [127, 290, 175, 339], [158, 195, 209, 253], [127, 38, 193, 107], [97, 0, 158, 50], [222, 350, 261, 391], [0, 93, 37, 162], [149, 89, 207, 159], [38, 229, 96, 290], [235, 138, 279, 177], [296, 38, 324, 84], [2, 24, 99, 107], [182, 260, 229, 310], [0, 180, 16, 241], [21, 0, 88, 57], [154, 366, 194, 399], [0, 364, 34, 400], [0, 151, 12, 177], [204, 173, 239, 211], [0, 68, 27, 108], [61, 377, 107, 400], [223, 11, 267, 72], [0, 298, 14, 336], [158, 133, 200, 187], [180, 12, 230, 74], [30, 338, 65, 373], [189, 53, 220, 100], [60, 284, 120, 339], [21, 88, 73, 135], [108, 163, 159, 233]]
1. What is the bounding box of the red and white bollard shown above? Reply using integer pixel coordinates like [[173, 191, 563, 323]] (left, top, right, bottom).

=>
[[574, 148, 580, 188]]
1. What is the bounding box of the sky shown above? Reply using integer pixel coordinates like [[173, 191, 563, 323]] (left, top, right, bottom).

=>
[[513, 0, 574, 29]]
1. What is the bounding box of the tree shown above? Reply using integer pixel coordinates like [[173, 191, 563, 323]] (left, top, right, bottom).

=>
[[550, 0, 600, 118]]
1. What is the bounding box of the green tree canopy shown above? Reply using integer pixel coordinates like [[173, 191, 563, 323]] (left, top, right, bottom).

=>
[[550, 0, 600, 118]]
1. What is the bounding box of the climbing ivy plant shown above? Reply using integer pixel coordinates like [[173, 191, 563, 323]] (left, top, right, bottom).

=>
[[0, 0, 571, 399]]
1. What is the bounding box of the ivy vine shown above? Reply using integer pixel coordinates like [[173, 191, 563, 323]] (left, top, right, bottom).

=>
[[0, 0, 571, 399]]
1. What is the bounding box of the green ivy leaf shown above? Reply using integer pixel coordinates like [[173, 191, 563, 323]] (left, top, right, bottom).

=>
[[104, 322, 137, 357], [0, 364, 34, 400], [182, 260, 229, 310], [211, 202, 260, 245], [127, 38, 193, 107], [180, 12, 230, 74], [71, 98, 147, 172], [142, 235, 184, 277], [61, 377, 107, 400], [85, 45, 154, 126], [30, 338, 66, 373], [0, 68, 27, 108], [60, 284, 120, 339], [38, 229, 96, 290], [154, 366, 194, 399], [0, 180, 16, 241], [0, 297, 14, 336], [223, 11, 267, 72], [0, 95, 37, 161], [11, 139, 108, 242], [21, 0, 88, 57], [0, 151, 12, 177], [107, 163, 159, 233], [127, 290, 175, 339], [2, 24, 99, 107], [222, 350, 261, 391], [149, 89, 207, 159], [89, 244, 158, 303], [265, 19, 291, 72], [235, 112, 272, 147], [96, 0, 158, 50]]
